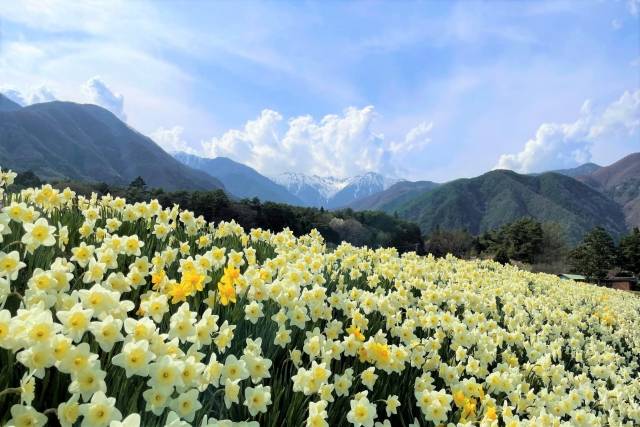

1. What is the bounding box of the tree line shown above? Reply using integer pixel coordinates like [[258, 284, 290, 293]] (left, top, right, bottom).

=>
[[424, 218, 566, 266], [423, 217, 640, 280], [568, 226, 639, 281]]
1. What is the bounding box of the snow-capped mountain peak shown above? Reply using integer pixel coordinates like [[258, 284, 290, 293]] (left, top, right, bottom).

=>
[[347, 172, 401, 191], [273, 173, 348, 199], [273, 171, 402, 208]]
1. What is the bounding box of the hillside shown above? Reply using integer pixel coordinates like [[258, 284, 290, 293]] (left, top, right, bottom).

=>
[[550, 162, 602, 178], [0, 100, 223, 191], [388, 170, 627, 243], [173, 152, 303, 204], [6, 174, 638, 425], [577, 153, 640, 228], [0, 94, 22, 112], [350, 180, 440, 211]]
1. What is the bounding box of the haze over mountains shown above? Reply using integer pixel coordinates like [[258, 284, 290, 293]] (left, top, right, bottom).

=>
[[548, 163, 602, 178], [0, 94, 637, 243]]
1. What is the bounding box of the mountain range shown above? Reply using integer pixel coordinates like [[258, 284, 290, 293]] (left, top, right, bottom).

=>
[[349, 180, 441, 212], [173, 152, 302, 205], [367, 169, 627, 244], [272, 172, 399, 208], [0, 93, 637, 244], [549, 162, 602, 178], [0, 96, 223, 191], [171, 151, 400, 208], [347, 155, 638, 243], [576, 153, 640, 229]]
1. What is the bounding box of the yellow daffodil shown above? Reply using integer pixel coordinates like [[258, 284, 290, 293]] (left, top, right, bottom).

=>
[[218, 282, 236, 306], [181, 271, 205, 293], [346, 324, 365, 341], [168, 282, 190, 304]]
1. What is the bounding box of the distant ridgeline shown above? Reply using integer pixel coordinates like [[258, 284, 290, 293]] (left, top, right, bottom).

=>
[[350, 158, 640, 245], [0, 95, 637, 247]]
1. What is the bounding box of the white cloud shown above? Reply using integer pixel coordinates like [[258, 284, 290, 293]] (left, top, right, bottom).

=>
[[589, 90, 640, 139], [29, 85, 57, 103], [0, 85, 57, 105], [150, 126, 195, 154], [82, 76, 126, 121], [390, 121, 434, 153], [629, 0, 640, 16], [611, 19, 622, 30], [201, 106, 432, 178], [495, 89, 640, 173]]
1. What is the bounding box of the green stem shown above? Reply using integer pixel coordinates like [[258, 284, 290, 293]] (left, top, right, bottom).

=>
[[0, 387, 20, 397], [0, 240, 22, 252]]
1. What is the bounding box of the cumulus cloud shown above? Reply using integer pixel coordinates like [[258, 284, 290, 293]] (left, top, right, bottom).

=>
[[0, 85, 57, 105], [201, 106, 432, 178], [151, 126, 195, 154], [83, 76, 126, 121], [495, 89, 640, 173]]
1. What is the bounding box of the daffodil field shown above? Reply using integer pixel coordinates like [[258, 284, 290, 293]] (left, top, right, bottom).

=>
[[0, 168, 639, 427]]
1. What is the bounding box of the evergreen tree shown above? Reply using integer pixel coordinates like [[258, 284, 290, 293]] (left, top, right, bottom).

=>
[[501, 218, 544, 264], [493, 248, 509, 265], [569, 227, 617, 281], [618, 227, 640, 277], [129, 176, 146, 189]]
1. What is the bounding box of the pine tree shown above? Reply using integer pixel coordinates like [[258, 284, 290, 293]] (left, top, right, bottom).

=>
[[618, 227, 640, 277], [129, 176, 146, 189], [569, 227, 617, 281]]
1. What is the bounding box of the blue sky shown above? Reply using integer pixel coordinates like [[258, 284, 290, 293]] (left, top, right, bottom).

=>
[[0, 0, 638, 181]]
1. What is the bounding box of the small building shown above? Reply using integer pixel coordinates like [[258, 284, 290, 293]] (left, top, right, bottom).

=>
[[603, 277, 638, 291], [558, 274, 587, 282]]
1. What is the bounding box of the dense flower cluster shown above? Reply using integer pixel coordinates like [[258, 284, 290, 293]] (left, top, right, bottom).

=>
[[0, 167, 638, 426]]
